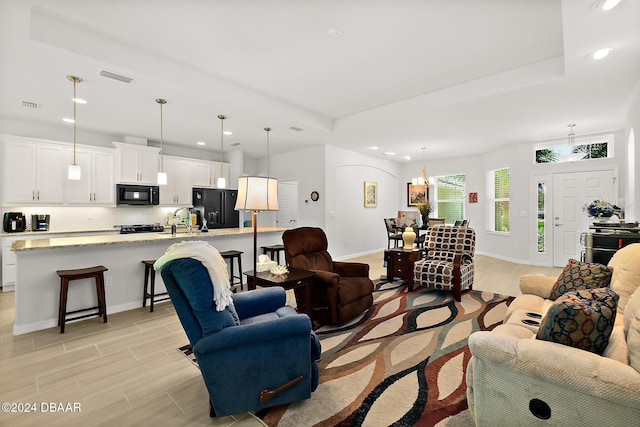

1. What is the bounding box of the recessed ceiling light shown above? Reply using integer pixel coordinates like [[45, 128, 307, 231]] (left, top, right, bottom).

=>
[[72, 98, 87, 104], [328, 28, 342, 38], [600, 0, 621, 11], [223, 131, 232, 136], [592, 48, 612, 60], [404, 156, 411, 160], [62, 118, 75, 123], [383, 152, 396, 156], [369, 146, 379, 150], [196, 141, 205, 146]]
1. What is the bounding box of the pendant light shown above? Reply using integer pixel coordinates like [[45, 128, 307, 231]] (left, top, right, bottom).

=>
[[67, 75, 82, 180], [156, 98, 167, 185], [411, 147, 433, 187], [567, 124, 576, 149], [217, 114, 226, 188]]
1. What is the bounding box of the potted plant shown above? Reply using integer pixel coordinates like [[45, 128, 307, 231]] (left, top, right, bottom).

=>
[[416, 201, 433, 228]]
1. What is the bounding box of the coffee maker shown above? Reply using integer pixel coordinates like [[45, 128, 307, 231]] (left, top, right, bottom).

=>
[[3, 212, 26, 232], [32, 214, 50, 231]]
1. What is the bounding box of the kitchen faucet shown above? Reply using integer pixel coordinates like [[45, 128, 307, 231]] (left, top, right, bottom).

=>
[[173, 207, 193, 232]]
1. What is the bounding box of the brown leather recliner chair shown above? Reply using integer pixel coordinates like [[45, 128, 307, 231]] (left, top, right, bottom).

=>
[[282, 227, 374, 325]]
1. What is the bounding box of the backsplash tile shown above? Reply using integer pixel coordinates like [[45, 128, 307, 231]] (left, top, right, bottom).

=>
[[1, 206, 177, 232]]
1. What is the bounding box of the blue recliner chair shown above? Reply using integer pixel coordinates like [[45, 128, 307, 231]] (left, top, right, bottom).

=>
[[160, 258, 321, 417]]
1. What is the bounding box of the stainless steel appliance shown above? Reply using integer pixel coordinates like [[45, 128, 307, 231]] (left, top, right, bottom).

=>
[[116, 184, 159, 206], [192, 188, 240, 229], [3, 212, 26, 232], [31, 214, 50, 231], [119, 224, 165, 234]]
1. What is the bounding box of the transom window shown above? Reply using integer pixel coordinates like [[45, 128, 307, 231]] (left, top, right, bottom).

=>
[[535, 134, 613, 163]]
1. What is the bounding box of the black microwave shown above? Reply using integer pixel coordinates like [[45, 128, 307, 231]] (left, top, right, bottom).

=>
[[116, 184, 159, 205]]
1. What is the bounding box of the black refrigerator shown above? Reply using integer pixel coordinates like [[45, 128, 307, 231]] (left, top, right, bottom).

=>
[[192, 188, 240, 229]]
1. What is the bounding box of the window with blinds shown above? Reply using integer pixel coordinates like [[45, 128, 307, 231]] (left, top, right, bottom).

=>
[[434, 174, 465, 224], [489, 167, 510, 232]]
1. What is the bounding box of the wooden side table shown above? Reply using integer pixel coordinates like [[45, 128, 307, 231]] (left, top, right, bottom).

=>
[[385, 248, 425, 291], [244, 267, 316, 319]]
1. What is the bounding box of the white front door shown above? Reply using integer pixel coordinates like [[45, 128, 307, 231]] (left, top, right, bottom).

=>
[[276, 180, 298, 228], [552, 170, 615, 266]]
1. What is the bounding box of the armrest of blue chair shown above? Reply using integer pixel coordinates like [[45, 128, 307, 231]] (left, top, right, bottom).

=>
[[194, 313, 312, 353], [232, 286, 286, 319]]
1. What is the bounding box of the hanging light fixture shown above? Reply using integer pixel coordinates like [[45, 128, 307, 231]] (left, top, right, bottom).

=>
[[411, 147, 433, 186], [156, 98, 168, 185], [67, 75, 82, 180], [235, 126, 279, 289], [217, 115, 227, 188], [567, 124, 576, 149]]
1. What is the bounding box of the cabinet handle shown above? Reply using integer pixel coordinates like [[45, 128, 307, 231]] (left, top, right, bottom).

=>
[[37, 191, 40, 200], [32, 190, 35, 201]]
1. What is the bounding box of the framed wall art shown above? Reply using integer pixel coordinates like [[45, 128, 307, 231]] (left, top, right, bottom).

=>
[[364, 181, 377, 207], [407, 183, 429, 206]]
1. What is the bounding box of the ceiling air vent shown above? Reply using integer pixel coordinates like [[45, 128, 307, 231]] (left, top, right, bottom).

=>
[[289, 126, 304, 132], [21, 100, 39, 109], [100, 70, 133, 84]]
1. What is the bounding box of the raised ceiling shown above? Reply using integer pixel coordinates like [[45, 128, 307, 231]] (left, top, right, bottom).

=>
[[0, 0, 639, 161]]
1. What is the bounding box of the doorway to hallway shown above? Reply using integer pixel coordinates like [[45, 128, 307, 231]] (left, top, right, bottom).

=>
[[277, 180, 298, 229]]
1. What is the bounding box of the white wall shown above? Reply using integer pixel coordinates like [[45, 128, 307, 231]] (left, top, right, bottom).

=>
[[323, 146, 401, 258], [395, 131, 626, 264], [1, 117, 633, 265], [255, 144, 326, 230], [625, 80, 640, 220]]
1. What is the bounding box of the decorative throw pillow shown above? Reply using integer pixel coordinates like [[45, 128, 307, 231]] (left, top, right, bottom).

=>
[[536, 287, 619, 355], [549, 259, 613, 300]]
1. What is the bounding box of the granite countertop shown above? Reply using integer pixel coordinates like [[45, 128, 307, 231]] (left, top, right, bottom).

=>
[[1, 228, 120, 237], [11, 227, 288, 251]]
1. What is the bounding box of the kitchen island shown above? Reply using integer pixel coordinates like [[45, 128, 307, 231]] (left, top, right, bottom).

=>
[[10, 227, 287, 335]]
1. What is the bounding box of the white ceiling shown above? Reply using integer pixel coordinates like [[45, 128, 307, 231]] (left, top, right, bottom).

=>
[[1, 0, 639, 161]]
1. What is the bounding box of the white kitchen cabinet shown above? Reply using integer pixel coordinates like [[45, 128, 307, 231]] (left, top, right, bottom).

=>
[[160, 157, 194, 206], [112, 142, 160, 185], [2, 137, 67, 205], [211, 162, 231, 188], [193, 160, 213, 187], [66, 147, 115, 205], [2, 237, 17, 291]]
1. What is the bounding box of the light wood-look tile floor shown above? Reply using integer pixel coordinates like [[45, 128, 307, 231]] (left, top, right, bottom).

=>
[[0, 253, 562, 426]]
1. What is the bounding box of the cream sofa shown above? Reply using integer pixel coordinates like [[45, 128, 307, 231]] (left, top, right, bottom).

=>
[[466, 243, 640, 426]]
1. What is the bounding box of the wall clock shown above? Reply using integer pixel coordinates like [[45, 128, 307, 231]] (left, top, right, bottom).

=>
[[310, 191, 319, 202]]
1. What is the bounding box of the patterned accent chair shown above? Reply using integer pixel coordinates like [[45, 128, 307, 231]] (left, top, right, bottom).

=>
[[413, 225, 476, 301]]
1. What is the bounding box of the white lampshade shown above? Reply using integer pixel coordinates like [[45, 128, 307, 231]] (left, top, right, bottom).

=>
[[68, 164, 81, 180], [157, 171, 167, 185], [235, 176, 279, 211], [217, 177, 226, 188]]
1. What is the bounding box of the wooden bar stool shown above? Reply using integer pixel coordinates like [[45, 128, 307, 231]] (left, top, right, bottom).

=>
[[219, 250, 243, 292], [142, 260, 170, 312], [261, 244, 285, 264], [56, 265, 108, 333]]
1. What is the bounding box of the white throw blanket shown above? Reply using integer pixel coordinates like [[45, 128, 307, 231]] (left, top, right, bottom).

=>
[[154, 241, 233, 311]]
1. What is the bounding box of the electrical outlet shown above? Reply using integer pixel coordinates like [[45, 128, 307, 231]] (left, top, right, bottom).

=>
[[105, 274, 113, 287]]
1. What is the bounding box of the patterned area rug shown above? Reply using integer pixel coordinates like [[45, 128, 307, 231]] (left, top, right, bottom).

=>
[[177, 281, 513, 426], [259, 281, 513, 426]]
